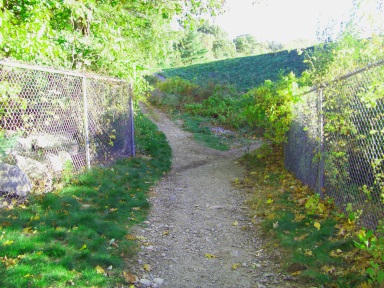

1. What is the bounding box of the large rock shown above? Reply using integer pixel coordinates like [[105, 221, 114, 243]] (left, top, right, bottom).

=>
[[46, 151, 73, 173], [13, 154, 52, 193], [15, 133, 79, 155], [0, 163, 31, 197]]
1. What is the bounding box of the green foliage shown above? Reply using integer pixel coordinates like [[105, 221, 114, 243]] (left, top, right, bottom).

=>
[[184, 84, 247, 129], [176, 29, 209, 64], [161, 48, 310, 91], [243, 72, 306, 144], [234, 34, 268, 56], [355, 225, 384, 284], [0, 111, 171, 287], [156, 76, 198, 97], [0, 0, 225, 91], [180, 114, 230, 151]]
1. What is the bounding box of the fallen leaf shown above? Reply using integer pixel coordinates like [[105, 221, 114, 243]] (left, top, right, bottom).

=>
[[79, 244, 87, 251], [273, 221, 279, 229], [22, 227, 33, 233], [204, 253, 218, 259], [95, 265, 105, 274], [232, 221, 239, 226], [132, 207, 141, 211], [232, 263, 240, 270], [109, 208, 118, 213], [143, 264, 151, 271], [163, 230, 169, 235], [266, 198, 274, 204], [294, 233, 309, 241], [314, 222, 321, 230], [125, 235, 137, 240], [1, 222, 11, 227], [3, 240, 13, 246], [304, 249, 313, 257], [321, 265, 336, 274], [123, 271, 138, 283]]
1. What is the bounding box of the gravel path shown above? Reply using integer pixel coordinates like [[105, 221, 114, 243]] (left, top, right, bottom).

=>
[[129, 106, 303, 288]]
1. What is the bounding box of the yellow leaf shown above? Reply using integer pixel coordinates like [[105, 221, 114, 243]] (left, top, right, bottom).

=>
[[3, 240, 13, 246], [163, 230, 169, 235], [95, 265, 105, 274], [79, 244, 87, 251], [132, 207, 141, 211], [30, 215, 40, 221], [109, 208, 118, 213], [125, 235, 137, 240], [232, 263, 240, 270], [204, 253, 217, 259], [266, 198, 274, 204], [314, 222, 321, 230], [143, 264, 151, 271], [123, 271, 138, 283], [23, 227, 33, 233], [294, 233, 309, 241], [232, 221, 239, 226], [304, 249, 313, 257], [321, 265, 336, 274]]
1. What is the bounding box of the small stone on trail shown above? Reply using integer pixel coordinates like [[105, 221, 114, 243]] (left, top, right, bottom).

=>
[[139, 278, 151, 287]]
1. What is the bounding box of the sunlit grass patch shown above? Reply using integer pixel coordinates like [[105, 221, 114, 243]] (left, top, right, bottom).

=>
[[0, 111, 171, 287]]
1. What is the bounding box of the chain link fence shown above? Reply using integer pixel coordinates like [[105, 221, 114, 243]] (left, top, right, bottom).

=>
[[285, 60, 384, 229], [0, 61, 135, 199]]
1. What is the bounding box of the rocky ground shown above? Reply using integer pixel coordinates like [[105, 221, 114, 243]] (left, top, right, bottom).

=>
[[128, 106, 306, 288]]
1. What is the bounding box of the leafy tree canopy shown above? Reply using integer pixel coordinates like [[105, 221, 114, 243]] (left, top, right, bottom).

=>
[[0, 0, 226, 80]]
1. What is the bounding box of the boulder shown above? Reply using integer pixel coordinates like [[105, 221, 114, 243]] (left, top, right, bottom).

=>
[[46, 151, 73, 173], [13, 154, 52, 193], [15, 133, 79, 155], [0, 163, 31, 197]]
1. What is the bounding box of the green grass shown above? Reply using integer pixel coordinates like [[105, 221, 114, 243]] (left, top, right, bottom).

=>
[[160, 48, 312, 91], [239, 146, 367, 287], [0, 111, 172, 287], [179, 114, 231, 151]]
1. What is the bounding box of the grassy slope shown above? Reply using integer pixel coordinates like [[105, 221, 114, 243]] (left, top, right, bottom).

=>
[[161, 47, 312, 91]]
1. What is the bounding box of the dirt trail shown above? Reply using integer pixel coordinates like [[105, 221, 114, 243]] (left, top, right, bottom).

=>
[[130, 106, 302, 288]]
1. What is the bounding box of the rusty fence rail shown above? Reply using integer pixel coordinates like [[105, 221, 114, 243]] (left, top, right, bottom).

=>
[[0, 61, 134, 198]]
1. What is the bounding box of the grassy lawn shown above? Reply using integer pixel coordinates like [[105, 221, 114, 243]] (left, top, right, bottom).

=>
[[0, 111, 172, 287], [160, 48, 311, 91]]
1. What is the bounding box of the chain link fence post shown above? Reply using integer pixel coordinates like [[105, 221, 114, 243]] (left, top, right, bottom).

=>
[[129, 82, 136, 157], [316, 87, 324, 197], [82, 76, 91, 169]]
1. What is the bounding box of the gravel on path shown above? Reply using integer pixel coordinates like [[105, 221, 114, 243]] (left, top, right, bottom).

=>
[[129, 106, 305, 288]]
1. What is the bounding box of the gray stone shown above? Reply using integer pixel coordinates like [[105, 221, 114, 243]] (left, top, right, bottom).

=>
[[0, 163, 31, 197], [153, 278, 164, 286], [138, 279, 152, 287], [14, 154, 52, 192], [15, 133, 79, 154], [46, 152, 72, 173]]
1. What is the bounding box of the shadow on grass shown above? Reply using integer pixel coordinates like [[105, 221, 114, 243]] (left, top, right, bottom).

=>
[[0, 112, 171, 287]]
